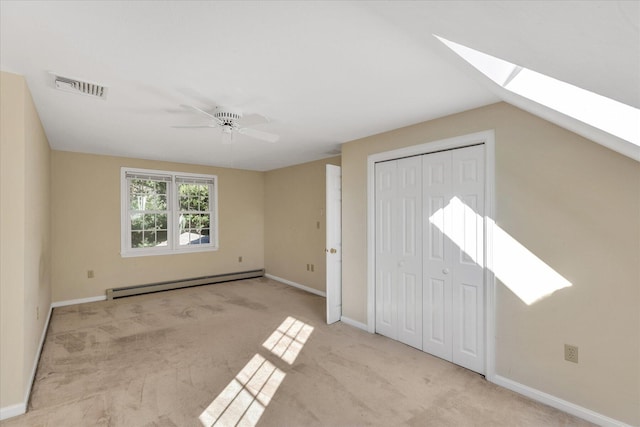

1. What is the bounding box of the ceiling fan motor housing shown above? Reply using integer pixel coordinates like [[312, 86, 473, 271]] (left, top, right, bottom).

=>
[[214, 107, 242, 129]]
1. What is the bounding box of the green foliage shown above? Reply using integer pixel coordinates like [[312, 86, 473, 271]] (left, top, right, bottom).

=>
[[178, 184, 210, 237]]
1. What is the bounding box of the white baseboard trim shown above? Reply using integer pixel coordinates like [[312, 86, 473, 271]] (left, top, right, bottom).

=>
[[490, 374, 631, 427], [0, 304, 54, 421], [264, 274, 326, 297], [0, 402, 27, 421], [51, 295, 106, 308], [24, 304, 53, 403], [340, 316, 368, 331]]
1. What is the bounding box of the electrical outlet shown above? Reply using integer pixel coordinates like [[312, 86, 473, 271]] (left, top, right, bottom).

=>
[[306, 264, 310, 271], [310, 264, 314, 272], [87, 270, 94, 279], [564, 344, 578, 363], [238, 256, 243, 263]]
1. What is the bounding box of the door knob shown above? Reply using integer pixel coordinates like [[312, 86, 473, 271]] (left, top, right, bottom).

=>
[[330, 248, 337, 254], [442, 268, 450, 275], [398, 260, 406, 267]]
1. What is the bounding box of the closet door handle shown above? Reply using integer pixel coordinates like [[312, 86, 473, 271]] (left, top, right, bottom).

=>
[[442, 268, 450, 275], [398, 260, 406, 267]]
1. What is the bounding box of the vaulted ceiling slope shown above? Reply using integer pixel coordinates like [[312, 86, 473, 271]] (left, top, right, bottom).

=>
[[1, 1, 638, 170]]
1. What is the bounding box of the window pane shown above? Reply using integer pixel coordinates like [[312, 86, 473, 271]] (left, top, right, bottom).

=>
[[143, 231, 157, 247], [179, 195, 190, 211], [179, 230, 200, 246], [130, 195, 141, 210], [178, 183, 209, 212], [146, 194, 167, 210], [131, 231, 143, 248], [129, 179, 168, 211], [157, 214, 168, 230], [199, 214, 210, 229], [156, 230, 168, 246], [131, 213, 143, 230]]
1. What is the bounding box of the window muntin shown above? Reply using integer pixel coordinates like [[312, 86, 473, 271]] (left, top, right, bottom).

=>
[[121, 168, 218, 257]]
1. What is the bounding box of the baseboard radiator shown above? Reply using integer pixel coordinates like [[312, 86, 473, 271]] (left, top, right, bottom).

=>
[[106, 269, 265, 300]]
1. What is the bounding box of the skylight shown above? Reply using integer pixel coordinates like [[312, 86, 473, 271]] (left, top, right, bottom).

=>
[[436, 36, 640, 147]]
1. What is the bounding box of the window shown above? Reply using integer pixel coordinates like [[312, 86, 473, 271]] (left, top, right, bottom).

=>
[[121, 168, 218, 257]]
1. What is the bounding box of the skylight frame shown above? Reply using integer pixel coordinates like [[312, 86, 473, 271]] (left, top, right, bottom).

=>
[[436, 35, 640, 148]]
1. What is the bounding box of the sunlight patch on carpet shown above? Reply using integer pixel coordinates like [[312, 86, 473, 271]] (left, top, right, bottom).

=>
[[200, 317, 314, 426]]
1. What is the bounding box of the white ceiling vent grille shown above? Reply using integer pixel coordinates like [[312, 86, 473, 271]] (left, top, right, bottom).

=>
[[52, 74, 108, 100]]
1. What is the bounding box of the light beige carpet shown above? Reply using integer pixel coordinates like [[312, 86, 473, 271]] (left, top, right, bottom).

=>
[[1, 277, 593, 426]]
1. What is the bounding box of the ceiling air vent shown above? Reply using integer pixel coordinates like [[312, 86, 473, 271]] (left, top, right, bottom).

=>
[[52, 74, 108, 100]]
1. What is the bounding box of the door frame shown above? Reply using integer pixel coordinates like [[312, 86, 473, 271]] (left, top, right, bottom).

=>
[[366, 130, 496, 378]]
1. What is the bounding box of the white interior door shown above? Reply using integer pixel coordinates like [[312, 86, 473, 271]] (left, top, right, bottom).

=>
[[375, 160, 398, 338], [395, 157, 423, 349], [450, 145, 485, 373], [374, 157, 422, 349], [423, 145, 485, 374], [326, 164, 342, 324], [422, 151, 454, 361]]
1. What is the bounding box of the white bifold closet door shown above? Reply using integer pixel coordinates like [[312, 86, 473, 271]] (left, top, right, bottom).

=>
[[375, 156, 423, 349], [423, 145, 485, 374], [375, 144, 485, 374]]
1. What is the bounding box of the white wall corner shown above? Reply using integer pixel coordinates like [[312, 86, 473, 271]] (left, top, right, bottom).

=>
[[488, 374, 633, 427], [264, 274, 327, 298]]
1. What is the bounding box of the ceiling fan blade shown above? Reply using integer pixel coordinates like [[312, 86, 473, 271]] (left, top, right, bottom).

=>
[[241, 113, 271, 127], [180, 104, 223, 125], [238, 127, 279, 143]]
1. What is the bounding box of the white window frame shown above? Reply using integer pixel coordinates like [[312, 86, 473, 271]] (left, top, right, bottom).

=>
[[121, 167, 219, 257]]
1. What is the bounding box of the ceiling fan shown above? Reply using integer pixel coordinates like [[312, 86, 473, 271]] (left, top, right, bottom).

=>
[[173, 104, 279, 143]]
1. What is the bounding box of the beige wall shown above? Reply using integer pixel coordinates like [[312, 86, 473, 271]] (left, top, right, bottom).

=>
[[0, 71, 52, 409], [51, 151, 264, 302], [341, 102, 640, 424], [264, 156, 341, 293]]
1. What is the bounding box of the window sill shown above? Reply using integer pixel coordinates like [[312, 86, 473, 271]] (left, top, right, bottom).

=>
[[121, 245, 219, 258]]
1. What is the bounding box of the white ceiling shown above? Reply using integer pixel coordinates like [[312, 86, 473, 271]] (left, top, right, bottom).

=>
[[1, 1, 638, 171]]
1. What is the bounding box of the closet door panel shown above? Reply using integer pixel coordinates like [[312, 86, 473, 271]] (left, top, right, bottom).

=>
[[451, 145, 485, 374], [375, 161, 398, 340], [396, 157, 422, 349], [422, 151, 453, 360]]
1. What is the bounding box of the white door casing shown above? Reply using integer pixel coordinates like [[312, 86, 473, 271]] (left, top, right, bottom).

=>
[[326, 164, 342, 324]]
